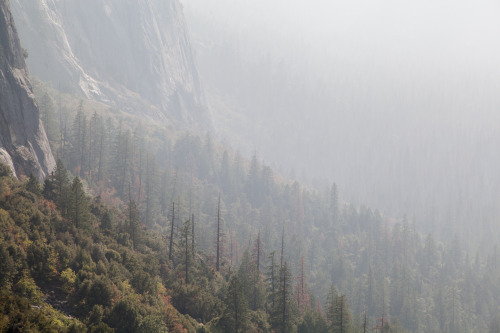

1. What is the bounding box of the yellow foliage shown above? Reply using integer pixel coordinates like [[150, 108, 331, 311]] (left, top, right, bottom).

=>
[[14, 273, 43, 304], [49, 248, 60, 276], [157, 281, 167, 296], [61, 268, 76, 293], [0, 208, 9, 223], [0, 314, 8, 331]]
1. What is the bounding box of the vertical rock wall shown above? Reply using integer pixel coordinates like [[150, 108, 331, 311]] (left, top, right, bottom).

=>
[[11, 0, 211, 127], [0, 0, 55, 179]]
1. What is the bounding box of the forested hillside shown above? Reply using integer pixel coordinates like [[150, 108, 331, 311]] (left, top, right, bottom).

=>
[[1, 82, 500, 332]]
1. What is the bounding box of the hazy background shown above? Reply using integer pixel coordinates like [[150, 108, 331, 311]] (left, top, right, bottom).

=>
[[181, 0, 500, 245]]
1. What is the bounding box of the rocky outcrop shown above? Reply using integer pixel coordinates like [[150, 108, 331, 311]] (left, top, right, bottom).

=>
[[11, 0, 210, 127], [0, 0, 55, 179]]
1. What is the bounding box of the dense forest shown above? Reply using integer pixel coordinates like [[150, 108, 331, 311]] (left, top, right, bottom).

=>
[[1, 81, 500, 332]]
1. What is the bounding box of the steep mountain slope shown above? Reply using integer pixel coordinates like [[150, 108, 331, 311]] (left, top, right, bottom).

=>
[[11, 0, 210, 127], [0, 0, 55, 179]]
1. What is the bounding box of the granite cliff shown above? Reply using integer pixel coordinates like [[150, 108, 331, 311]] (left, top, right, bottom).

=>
[[0, 0, 55, 179], [11, 0, 210, 127]]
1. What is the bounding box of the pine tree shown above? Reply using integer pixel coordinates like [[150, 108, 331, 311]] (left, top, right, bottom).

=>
[[179, 218, 193, 284], [101, 210, 113, 232], [220, 150, 233, 196], [191, 214, 195, 256], [330, 295, 351, 333], [251, 232, 265, 310], [88, 112, 105, 183], [265, 251, 279, 311], [297, 310, 329, 333], [71, 102, 88, 177], [199, 133, 216, 181], [26, 173, 41, 196], [219, 276, 250, 333], [326, 284, 338, 327], [216, 195, 221, 272], [445, 282, 463, 333], [144, 153, 158, 226], [253, 232, 263, 273], [68, 177, 90, 229], [43, 160, 69, 214], [112, 127, 132, 198], [159, 170, 170, 218], [38, 92, 60, 147], [128, 190, 141, 251], [169, 202, 175, 261], [295, 256, 310, 314], [245, 152, 262, 207], [330, 183, 339, 225], [271, 261, 297, 333], [238, 249, 253, 299], [489, 315, 500, 333]]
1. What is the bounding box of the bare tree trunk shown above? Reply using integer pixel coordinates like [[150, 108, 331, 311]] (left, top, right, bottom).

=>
[[216, 195, 221, 272], [169, 202, 175, 261]]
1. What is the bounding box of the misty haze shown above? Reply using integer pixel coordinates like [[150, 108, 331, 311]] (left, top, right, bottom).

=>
[[184, 0, 500, 243], [0, 0, 499, 331]]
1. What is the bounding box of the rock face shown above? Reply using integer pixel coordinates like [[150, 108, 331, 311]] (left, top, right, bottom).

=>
[[0, 0, 55, 179], [11, 0, 210, 127]]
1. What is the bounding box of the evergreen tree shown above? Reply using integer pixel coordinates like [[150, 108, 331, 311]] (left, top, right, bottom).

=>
[[489, 315, 500, 333], [179, 218, 193, 284], [238, 249, 253, 306], [38, 92, 60, 147], [220, 150, 233, 196], [235, 245, 266, 311], [261, 165, 275, 199], [71, 102, 88, 177], [128, 192, 141, 251], [43, 160, 70, 214], [199, 133, 216, 181], [68, 177, 90, 229], [216, 195, 221, 271], [245, 152, 262, 207], [295, 256, 310, 314], [330, 183, 340, 225], [326, 284, 339, 327], [88, 112, 105, 183], [330, 295, 351, 333], [26, 173, 41, 196], [218, 276, 250, 333], [271, 261, 297, 333], [265, 251, 279, 311], [0, 163, 12, 178], [445, 282, 463, 333], [169, 202, 175, 261], [112, 128, 133, 198], [100, 210, 114, 232], [143, 153, 158, 226], [191, 213, 195, 256], [298, 310, 328, 333], [251, 232, 266, 310]]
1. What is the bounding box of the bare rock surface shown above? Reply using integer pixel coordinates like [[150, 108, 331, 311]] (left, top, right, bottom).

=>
[[11, 0, 210, 127], [0, 0, 55, 179]]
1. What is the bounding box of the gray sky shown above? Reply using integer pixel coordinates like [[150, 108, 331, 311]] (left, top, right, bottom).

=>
[[184, 0, 500, 66]]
